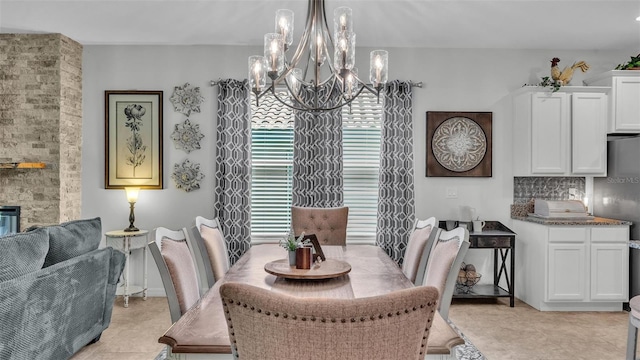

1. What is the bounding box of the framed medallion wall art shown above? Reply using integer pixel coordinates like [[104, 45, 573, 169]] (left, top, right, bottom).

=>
[[105, 90, 163, 189], [426, 111, 492, 177]]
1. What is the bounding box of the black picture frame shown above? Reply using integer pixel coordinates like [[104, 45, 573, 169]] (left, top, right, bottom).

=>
[[299, 234, 326, 261], [105, 90, 164, 189], [426, 111, 492, 177]]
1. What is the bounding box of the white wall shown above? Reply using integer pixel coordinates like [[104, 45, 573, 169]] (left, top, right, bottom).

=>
[[82, 45, 627, 295]]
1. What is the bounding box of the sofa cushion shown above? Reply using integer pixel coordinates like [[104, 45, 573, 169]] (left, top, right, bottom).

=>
[[0, 227, 49, 282], [44, 217, 102, 267]]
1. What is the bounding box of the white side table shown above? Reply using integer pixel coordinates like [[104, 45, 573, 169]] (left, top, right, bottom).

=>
[[105, 229, 149, 308]]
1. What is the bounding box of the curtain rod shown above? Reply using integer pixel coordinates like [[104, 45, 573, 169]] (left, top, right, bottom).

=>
[[210, 79, 423, 88]]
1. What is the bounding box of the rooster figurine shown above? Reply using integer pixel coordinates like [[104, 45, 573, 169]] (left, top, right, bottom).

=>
[[550, 57, 590, 86]]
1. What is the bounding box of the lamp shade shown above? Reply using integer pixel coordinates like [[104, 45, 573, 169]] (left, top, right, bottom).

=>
[[370, 50, 388, 87], [275, 9, 294, 48], [125, 187, 140, 203], [334, 31, 355, 70], [264, 33, 284, 74], [333, 7, 353, 34], [249, 55, 267, 92]]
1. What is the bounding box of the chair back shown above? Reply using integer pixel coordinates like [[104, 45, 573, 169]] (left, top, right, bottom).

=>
[[291, 206, 349, 245], [149, 227, 200, 323], [402, 217, 438, 285], [185, 216, 230, 293], [220, 282, 440, 360], [422, 226, 470, 320]]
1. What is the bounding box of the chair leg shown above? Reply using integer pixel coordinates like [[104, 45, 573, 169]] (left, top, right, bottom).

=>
[[627, 316, 638, 360]]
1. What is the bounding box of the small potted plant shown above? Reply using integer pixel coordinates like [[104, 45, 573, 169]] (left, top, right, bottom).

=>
[[279, 231, 306, 266], [615, 54, 640, 70]]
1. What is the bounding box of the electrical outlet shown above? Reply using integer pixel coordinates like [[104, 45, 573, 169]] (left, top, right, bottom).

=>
[[569, 188, 577, 199], [446, 187, 458, 199]]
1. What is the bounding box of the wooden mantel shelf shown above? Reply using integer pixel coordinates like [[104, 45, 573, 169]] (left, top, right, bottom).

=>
[[0, 162, 47, 169]]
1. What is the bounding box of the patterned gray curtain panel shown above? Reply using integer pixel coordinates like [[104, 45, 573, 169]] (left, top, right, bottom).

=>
[[376, 80, 415, 265], [292, 82, 344, 207], [215, 79, 252, 265]]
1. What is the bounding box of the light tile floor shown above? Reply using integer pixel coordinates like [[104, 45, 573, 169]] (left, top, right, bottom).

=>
[[74, 296, 636, 360], [449, 298, 633, 360]]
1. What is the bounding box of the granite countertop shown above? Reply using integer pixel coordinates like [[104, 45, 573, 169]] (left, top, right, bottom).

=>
[[630, 241, 640, 250], [511, 215, 632, 226]]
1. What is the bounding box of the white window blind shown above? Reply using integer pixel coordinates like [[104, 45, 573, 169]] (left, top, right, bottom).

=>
[[250, 91, 382, 243], [250, 92, 294, 239], [342, 93, 382, 241]]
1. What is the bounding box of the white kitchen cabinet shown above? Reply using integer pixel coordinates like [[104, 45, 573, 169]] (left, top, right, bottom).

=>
[[548, 243, 586, 301], [590, 227, 629, 300], [513, 220, 629, 311], [584, 70, 640, 133], [512, 87, 608, 176]]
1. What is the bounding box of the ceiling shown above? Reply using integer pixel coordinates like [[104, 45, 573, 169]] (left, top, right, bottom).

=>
[[1, 0, 639, 50]]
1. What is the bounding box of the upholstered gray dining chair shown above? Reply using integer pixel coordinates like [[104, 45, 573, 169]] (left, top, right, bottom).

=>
[[422, 226, 470, 320], [185, 216, 230, 294], [291, 206, 349, 245], [220, 282, 440, 360], [402, 216, 439, 285], [149, 227, 201, 323]]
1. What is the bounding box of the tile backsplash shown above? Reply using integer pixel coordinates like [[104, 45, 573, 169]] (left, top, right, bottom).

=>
[[513, 177, 585, 204]]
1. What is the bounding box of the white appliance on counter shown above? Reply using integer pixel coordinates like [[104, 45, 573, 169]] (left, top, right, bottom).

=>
[[530, 199, 593, 220]]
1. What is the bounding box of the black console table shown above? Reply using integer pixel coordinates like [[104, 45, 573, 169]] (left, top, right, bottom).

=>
[[438, 220, 516, 307]]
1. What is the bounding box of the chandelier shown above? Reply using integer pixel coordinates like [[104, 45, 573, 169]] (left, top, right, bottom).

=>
[[248, 0, 388, 113]]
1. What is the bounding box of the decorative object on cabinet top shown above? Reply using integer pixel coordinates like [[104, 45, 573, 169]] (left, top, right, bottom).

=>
[[615, 53, 640, 70], [528, 57, 589, 92], [171, 159, 204, 192], [170, 82, 205, 116], [426, 111, 492, 177], [171, 119, 204, 154]]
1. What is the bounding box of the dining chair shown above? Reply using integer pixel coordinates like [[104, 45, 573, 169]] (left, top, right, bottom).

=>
[[219, 282, 440, 360], [148, 227, 201, 323], [422, 226, 470, 320], [291, 206, 349, 246], [626, 295, 640, 359], [185, 216, 230, 294], [401, 216, 439, 285]]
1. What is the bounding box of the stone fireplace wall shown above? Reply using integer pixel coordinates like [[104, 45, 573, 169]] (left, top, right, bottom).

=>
[[0, 34, 82, 229]]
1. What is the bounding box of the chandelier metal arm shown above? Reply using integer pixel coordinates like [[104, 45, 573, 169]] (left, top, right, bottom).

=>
[[266, 81, 371, 113], [248, 0, 389, 113]]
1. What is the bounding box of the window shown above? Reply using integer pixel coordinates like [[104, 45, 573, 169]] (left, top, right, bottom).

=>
[[250, 91, 382, 243]]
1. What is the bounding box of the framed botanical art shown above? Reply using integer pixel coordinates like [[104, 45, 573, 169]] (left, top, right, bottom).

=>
[[105, 90, 163, 189], [426, 111, 492, 177]]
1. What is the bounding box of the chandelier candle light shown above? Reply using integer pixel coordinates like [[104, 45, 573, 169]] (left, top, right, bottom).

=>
[[248, 0, 388, 112], [124, 187, 140, 232]]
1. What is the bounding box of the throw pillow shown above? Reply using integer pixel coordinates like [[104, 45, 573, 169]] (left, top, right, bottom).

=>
[[43, 217, 102, 267], [0, 227, 49, 282]]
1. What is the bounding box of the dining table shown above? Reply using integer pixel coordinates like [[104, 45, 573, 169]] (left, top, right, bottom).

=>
[[158, 244, 465, 359]]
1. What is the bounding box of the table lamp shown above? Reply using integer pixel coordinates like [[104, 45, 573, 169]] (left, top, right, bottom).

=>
[[124, 187, 140, 232]]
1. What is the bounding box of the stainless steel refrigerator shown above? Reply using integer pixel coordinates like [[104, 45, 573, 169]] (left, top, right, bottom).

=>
[[593, 135, 640, 299]]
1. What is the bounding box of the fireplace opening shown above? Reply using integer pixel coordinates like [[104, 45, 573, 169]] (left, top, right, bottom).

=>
[[0, 206, 20, 236]]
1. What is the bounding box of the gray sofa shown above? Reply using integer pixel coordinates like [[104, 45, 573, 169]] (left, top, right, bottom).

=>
[[0, 217, 125, 360]]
